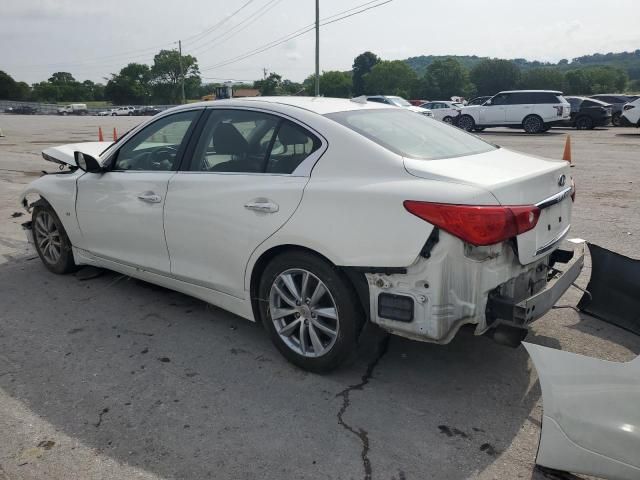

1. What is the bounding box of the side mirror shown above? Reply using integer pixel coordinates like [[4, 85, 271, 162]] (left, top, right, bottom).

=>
[[74, 151, 103, 173]]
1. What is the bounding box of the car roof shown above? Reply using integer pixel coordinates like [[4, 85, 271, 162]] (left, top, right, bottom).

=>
[[175, 96, 396, 115], [498, 90, 563, 94]]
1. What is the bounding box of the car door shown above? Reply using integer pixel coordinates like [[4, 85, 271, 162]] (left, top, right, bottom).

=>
[[505, 92, 532, 123], [164, 108, 324, 299], [76, 109, 202, 274], [480, 93, 509, 124]]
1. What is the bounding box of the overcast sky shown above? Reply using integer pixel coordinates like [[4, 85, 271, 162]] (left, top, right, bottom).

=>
[[2, 0, 640, 85]]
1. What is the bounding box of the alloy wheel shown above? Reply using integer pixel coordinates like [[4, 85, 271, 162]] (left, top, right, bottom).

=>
[[34, 211, 62, 265], [269, 268, 339, 358]]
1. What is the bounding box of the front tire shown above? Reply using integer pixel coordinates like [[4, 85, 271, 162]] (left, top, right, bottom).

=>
[[523, 115, 544, 134], [611, 113, 622, 127], [259, 251, 363, 372], [32, 203, 77, 274], [442, 116, 453, 124], [457, 115, 475, 132]]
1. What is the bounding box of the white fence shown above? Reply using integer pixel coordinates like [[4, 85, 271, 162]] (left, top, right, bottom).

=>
[[0, 100, 177, 115]]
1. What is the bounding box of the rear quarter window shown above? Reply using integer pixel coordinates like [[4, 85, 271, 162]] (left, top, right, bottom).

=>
[[532, 93, 563, 104]]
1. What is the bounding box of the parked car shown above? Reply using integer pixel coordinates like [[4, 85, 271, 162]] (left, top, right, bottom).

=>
[[366, 95, 433, 117], [4, 105, 38, 114], [97, 110, 111, 116], [467, 96, 492, 106], [134, 106, 162, 116], [21, 97, 579, 372], [418, 100, 463, 124], [620, 97, 640, 127], [112, 106, 135, 116], [58, 104, 88, 116], [458, 90, 571, 133], [589, 94, 636, 126], [561, 96, 612, 129]]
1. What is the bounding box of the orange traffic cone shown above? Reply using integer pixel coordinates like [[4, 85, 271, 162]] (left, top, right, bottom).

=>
[[113, 128, 118, 141], [98, 127, 104, 141], [562, 135, 572, 165]]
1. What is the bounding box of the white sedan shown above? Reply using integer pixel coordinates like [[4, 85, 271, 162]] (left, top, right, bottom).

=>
[[419, 100, 463, 123], [21, 97, 581, 372]]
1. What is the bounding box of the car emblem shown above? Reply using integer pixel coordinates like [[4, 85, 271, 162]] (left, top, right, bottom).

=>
[[558, 174, 566, 187]]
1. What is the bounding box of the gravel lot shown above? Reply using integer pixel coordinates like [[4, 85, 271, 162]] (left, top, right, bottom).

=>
[[0, 114, 638, 480]]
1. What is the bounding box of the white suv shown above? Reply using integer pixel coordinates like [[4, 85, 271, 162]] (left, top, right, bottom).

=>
[[111, 106, 135, 116], [458, 90, 571, 133], [621, 98, 640, 127]]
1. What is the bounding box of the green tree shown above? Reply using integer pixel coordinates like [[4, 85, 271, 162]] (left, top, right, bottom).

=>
[[418, 57, 471, 99], [316, 71, 352, 97], [519, 68, 565, 91], [564, 69, 593, 94], [105, 63, 152, 104], [364, 60, 417, 97], [48, 72, 76, 85], [280, 79, 304, 95], [150, 49, 200, 103], [352, 51, 380, 96], [470, 59, 521, 96], [0, 71, 18, 99], [588, 66, 628, 93], [253, 72, 282, 96]]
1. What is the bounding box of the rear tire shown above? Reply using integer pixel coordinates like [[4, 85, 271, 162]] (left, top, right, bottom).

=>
[[575, 116, 593, 130], [258, 251, 363, 372], [457, 115, 475, 132], [32, 203, 77, 274], [522, 115, 544, 134]]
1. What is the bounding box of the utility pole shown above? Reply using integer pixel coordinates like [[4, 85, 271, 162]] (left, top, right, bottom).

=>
[[314, 0, 320, 96], [178, 40, 186, 104]]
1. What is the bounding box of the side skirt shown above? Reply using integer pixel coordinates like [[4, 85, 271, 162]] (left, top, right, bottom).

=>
[[73, 247, 255, 321]]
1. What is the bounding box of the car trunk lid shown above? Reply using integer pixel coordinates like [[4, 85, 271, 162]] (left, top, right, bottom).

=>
[[404, 148, 573, 264]]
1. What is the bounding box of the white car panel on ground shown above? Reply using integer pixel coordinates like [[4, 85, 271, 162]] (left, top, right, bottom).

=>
[[21, 97, 578, 371], [524, 342, 640, 480]]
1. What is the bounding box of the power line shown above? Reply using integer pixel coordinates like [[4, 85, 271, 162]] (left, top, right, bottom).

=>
[[182, 0, 257, 48], [199, 0, 393, 73], [188, 0, 283, 55]]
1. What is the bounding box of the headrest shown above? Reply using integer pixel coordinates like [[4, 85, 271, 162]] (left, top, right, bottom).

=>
[[212, 122, 249, 154], [278, 123, 309, 146]]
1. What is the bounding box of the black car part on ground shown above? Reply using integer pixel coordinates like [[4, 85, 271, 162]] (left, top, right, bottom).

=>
[[578, 243, 640, 335]]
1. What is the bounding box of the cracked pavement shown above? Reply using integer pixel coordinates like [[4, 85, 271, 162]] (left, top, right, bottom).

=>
[[1, 115, 639, 479]]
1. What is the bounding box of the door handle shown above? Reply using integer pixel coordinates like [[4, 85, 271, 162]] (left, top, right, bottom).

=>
[[137, 191, 162, 203], [244, 200, 279, 213]]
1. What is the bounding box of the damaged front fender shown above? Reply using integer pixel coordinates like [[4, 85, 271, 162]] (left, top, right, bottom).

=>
[[524, 342, 640, 480]]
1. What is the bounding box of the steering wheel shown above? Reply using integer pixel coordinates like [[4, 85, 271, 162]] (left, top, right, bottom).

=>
[[149, 145, 178, 170]]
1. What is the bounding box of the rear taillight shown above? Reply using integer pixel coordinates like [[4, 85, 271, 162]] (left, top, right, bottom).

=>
[[403, 201, 540, 246]]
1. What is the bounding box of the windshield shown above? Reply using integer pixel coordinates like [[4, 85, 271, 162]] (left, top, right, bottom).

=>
[[387, 96, 412, 107], [326, 109, 496, 160]]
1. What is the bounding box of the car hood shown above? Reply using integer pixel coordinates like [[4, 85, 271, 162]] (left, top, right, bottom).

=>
[[406, 106, 432, 114], [41, 142, 112, 166]]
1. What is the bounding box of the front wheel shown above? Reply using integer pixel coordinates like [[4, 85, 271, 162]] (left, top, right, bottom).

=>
[[442, 116, 453, 124], [611, 113, 622, 127], [32, 203, 77, 274], [523, 115, 544, 134], [259, 251, 363, 372], [457, 115, 475, 132]]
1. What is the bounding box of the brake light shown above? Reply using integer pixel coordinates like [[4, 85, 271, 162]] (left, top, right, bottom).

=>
[[403, 201, 541, 246]]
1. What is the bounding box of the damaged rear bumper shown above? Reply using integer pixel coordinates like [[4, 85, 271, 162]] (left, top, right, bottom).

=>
[[486, 243, 584, 326]]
